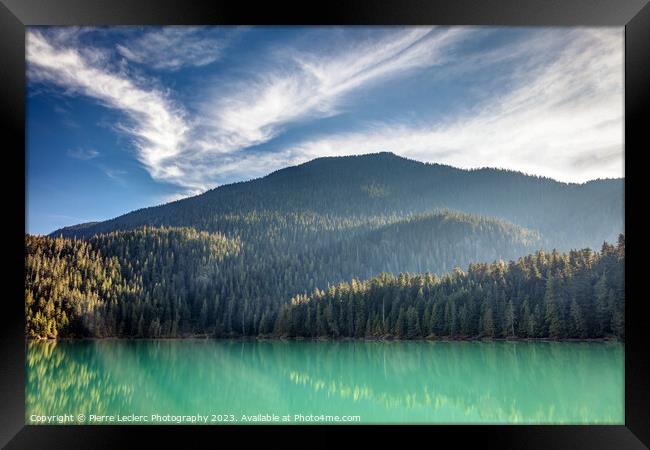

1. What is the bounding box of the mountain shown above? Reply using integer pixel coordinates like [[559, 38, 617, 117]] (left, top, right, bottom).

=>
[[28, 152, 624, 339], [51, 152, 624, 250], [323, 211, 541, 277], [26, 228, 625, 340], [25, 227, 240, 338], [28, 211, 542, 339], [278, 237, 625, 339]]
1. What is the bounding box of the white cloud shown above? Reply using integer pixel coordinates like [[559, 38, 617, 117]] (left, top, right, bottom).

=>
[[67, 148, 99, 160], [102, 167, 126, 179], [27, 29, 197, 189], [28, 26, 624, 202], [279, 28, 624, 183], [195, 27, 474, 156], [116, 26, 228, 71], [101, 167, 128, 185]]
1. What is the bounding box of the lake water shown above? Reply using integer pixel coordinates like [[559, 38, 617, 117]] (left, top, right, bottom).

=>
[[26, 340, 623, 424]]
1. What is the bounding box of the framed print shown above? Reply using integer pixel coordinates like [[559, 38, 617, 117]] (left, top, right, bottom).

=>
[[1, 0, 648, 448]]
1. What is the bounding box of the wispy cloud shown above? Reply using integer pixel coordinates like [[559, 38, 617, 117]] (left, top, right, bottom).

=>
[[67, 148, 100, 160], [53, 104, 82, 128], [96, 164, 128, 186], [195, 27, 473, 156], [27, 29, 194, 188], [28, 26, 624, 203], [102, 167, 127, 181], [277, 29, 624, 183], [116, 26, 230, 71]]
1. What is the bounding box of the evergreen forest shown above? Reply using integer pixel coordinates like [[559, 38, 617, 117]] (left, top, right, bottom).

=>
[[25, 153, 625, 340]]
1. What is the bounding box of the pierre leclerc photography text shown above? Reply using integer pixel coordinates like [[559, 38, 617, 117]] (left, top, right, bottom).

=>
[[29, 413, 361, 424]]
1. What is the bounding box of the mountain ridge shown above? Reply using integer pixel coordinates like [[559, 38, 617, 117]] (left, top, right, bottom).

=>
[[50, 152, 623, 250]]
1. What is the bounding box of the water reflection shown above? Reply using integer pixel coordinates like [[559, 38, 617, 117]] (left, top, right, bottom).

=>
[[26, 340, 623, 424]]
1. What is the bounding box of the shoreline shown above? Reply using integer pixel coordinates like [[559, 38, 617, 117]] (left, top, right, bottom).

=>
[[27, 335, 622, 343]]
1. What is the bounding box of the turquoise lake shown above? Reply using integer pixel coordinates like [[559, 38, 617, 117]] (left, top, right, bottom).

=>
[[26, 340, 623, 424]]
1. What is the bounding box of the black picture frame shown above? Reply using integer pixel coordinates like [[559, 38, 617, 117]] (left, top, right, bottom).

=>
[[1, 0, 647, 448]]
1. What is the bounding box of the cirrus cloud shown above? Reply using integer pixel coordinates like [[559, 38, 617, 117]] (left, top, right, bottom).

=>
[[27, 26, 624, 204], [116, 26, 232, 71], [66, 147, 100, 160], [27, 29, 199, 189]]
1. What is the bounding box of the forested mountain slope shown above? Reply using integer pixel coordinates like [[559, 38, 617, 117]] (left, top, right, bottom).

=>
[[26, 229, 623, 340], [27, 212, 542, 339], [51, 152, 623, 250], [318, 211, 541, 277], [277, 235, 625, 340], [31, 153, 624, 340], [26, 228, 240, 338]]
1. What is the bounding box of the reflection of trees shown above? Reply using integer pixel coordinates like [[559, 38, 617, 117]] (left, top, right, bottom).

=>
[[26, 340, 297, 419], [26, 341, 623, 424], [26, 341, 134, 421], [267, 341, 624, 423]]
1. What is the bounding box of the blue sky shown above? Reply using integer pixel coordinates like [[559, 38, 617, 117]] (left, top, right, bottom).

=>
[[27, 26, 624, 234]]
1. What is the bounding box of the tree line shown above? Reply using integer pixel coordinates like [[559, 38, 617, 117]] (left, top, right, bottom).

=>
[[25, 223, 623, 340], [276, 235, 625, 339]]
